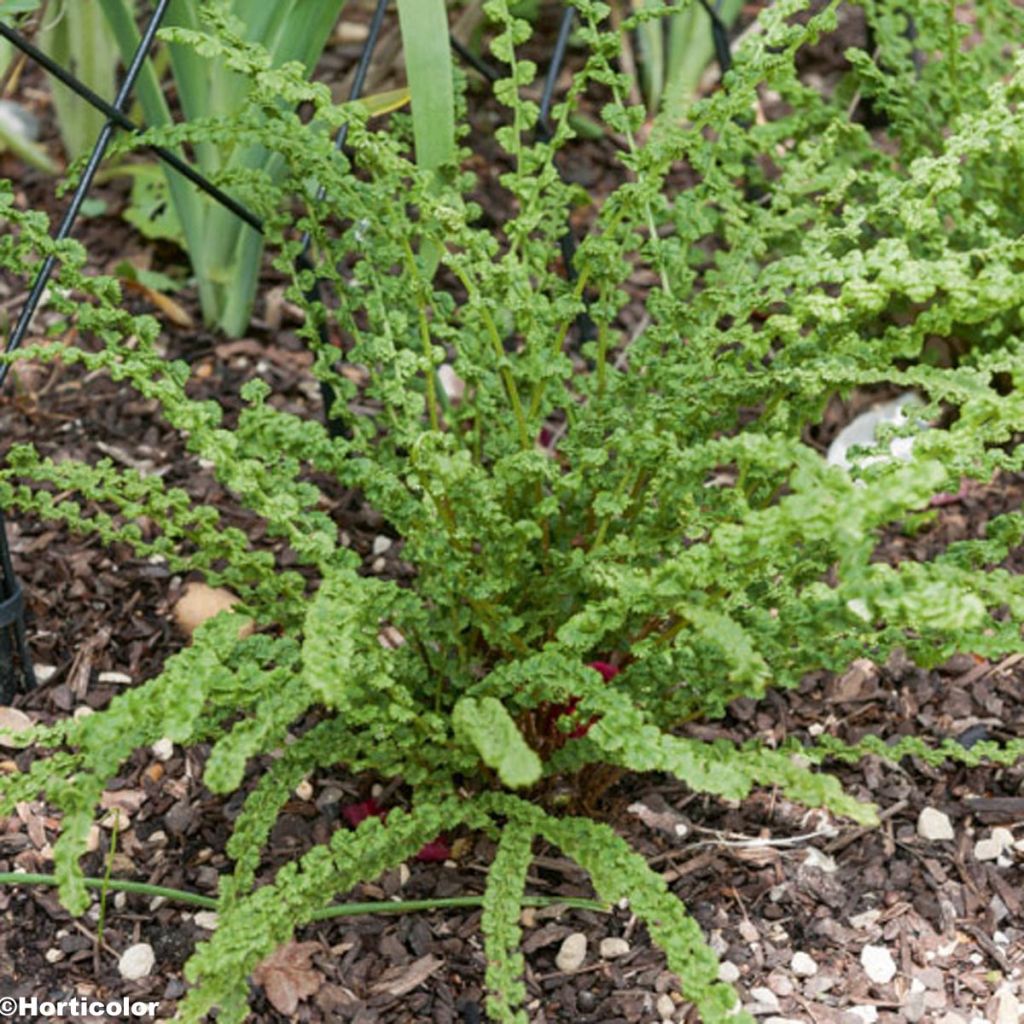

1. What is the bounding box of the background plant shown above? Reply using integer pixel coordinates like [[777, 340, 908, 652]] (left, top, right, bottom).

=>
[[631, 0, 743, 115], [2, 1, 1024, 1022], [0, 0, 457, 335], [37, 0, 118, 160]]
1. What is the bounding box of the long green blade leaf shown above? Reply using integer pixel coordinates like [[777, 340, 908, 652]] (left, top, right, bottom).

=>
[[395, 0, 454, 175]]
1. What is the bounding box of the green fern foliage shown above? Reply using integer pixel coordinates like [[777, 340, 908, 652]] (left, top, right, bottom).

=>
[[3, 1, 1024, 1020]]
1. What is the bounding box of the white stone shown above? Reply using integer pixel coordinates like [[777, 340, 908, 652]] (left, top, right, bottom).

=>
[[599, 937, 630, 959], [847, 1008, 879, 1024], [34, 664, 58, 684], [994, 988, 1019, 1024], [0, 706, 33, 747], [974, 835, 1007, 860], [917, 807, 954, 842], [791, 951, 818, 977], [656, 993, 676, 1020], [991, 827, 1014, 851], [849, 909, 881, 929], [151, 738, 174, 761], [826, 394, 922, 472], [193, 911, 219, 930], [718, 960, 741, 983], [803, 847, 837, 872], [860, 944, 897, 984], [554, 932, 587, 973], [749, 987, 780, 1012], [84, 825, 101, 853], [44, 948, 64, 963], [294, 779, 314, 801], [98, 671, 132, 684], [372, 535, 392, 556], [118, 942, 155, 980]]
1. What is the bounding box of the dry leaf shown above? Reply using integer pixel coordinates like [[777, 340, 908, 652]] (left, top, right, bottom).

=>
[[121, 277, 194, 329], [370, 954, 444, 997], [67, 626, 112, 697], [0, 707, 33, 747], [252, 941, 324, 1016], [174, 582, 254, 639]]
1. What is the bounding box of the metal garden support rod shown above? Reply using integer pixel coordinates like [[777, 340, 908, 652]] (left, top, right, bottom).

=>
[[297, 0, 390, 437], [0, 0, 173, 700], [536, 5, 597, 343], [0, 21, 262, 234]]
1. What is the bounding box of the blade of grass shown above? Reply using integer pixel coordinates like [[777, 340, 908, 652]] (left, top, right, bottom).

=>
[[396, 0, 454, 280], [635, 0, 666, 112], [38, 0, 117, 160], [395, 0, 455, 175], [662, 0, 743, 119]]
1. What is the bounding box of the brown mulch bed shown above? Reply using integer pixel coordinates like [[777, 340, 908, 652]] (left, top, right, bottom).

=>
[[2, 4, 1023, 1023]]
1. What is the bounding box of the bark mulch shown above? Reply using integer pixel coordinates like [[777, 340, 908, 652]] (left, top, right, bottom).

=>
[[1, 5, 1023, 1023]]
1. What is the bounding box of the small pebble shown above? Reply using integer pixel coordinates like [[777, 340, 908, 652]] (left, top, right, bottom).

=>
[[44, 948, 64, 964], [294, 779, 314, 802], [577, 990, 597, 1013], [718, 960, 741, 983], [903, 991, 927, 1023], [749, 987, 780, 1012], [803, 847, 837, 872], [974, 827, 1014, 862], [0, 707, 32, 747], [848, 909, 881, 929], [73, 706, 94, 721], [599, 937, 630, 959], [371, 556, 387, 574], [100, 807, 130, 832], [994, 989, 1020, 1024], [151, 738, 174, 761], [846, 1009, 879, 1024], [554, 932, 587, 973], [34, 664, 58, 684], [98, 671, 132, 684], [372, 535, 393, 555], [118, 942, 155, 980], [917, 807, 954, 842], [84, 825, 101, 854], [861, 944, 896, 984], [656, 993, 676, 1021], [767, 971, 794, 997], [791, 952, 818, 977], [193, 911, 219, 930]]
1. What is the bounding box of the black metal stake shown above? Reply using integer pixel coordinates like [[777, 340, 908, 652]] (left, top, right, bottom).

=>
[[536, 6, 596, 344], [0, 0, 174, 697], [295, 0, 390, 436]]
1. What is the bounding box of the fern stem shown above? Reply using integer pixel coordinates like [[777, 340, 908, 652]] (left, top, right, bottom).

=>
[[0, 873, 608, 918]]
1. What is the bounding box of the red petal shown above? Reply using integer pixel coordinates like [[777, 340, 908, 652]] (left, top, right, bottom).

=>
[[415, 838, 451, 863], [587, 661, 619, 682], [341, 798, 387, 828]]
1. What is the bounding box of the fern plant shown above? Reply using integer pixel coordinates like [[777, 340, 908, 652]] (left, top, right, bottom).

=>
[[3, 1, 1024, 1021]]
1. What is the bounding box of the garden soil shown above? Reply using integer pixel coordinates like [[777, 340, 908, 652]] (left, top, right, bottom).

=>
[[0, 4, 1022, 1022]]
